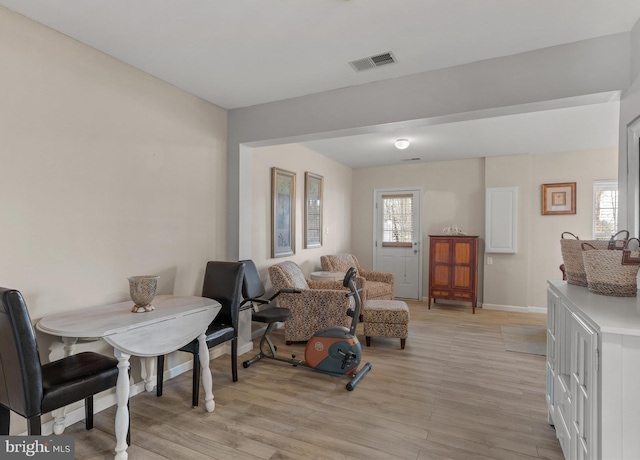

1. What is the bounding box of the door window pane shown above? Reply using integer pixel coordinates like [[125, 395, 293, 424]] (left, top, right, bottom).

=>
[[382, 194, 413, 247]]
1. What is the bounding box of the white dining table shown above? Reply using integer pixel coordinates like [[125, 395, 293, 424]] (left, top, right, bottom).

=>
[[36, 295, 221, 460]]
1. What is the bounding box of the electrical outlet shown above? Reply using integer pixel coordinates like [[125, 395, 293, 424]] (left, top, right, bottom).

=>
[[487, 257, 493, 265]]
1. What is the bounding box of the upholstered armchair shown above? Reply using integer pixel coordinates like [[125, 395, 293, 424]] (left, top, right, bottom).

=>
[[268, 261, 353, 343], [321, 254, 394, 304]]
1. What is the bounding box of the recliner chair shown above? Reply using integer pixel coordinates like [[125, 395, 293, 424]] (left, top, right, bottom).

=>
[[268, 260, 353, 343], [321, 254, 394, 304]]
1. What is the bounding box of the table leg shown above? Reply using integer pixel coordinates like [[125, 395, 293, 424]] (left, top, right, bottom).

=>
[[197, 333, 215, 412], [140, 357, 156, 392], [61, 336, 77, 357], [52, 337, 78, 435], [114, 349, 130, 460]]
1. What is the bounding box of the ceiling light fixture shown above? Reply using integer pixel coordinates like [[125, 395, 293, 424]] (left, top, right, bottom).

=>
[[395, 139, 410, 150]]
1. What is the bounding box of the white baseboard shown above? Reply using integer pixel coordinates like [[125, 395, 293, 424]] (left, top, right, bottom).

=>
[[483, 303, 547, 314], [237, 340, 253, 356]]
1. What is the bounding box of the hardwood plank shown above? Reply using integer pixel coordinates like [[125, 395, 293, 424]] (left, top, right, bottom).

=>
[[64, 301, 561, 459]]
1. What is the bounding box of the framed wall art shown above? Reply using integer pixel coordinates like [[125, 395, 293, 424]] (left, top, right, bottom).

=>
[[272, 167, 296, 258], [304, 172, 323, 248], [542, 182, 576, 215]]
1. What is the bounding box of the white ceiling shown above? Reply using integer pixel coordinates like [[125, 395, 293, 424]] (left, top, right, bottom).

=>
[[1, 0, 638, 167], [298, 100, 621, 168]]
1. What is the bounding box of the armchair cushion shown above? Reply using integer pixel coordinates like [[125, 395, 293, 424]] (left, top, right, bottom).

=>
[[268, 261, 352, 342], [320, 254, 394, 303]]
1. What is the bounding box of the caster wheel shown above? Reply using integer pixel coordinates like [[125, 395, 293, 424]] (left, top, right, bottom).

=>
[[242, 361, 249, 368]]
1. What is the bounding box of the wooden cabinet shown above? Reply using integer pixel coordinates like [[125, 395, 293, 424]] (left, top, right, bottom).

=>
[[428, 235, 479, 313]]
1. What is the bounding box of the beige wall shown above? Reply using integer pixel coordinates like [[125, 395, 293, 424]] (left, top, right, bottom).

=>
[[251, 144, 352, 288], [484, 154, 531, 308], [352, 149, 617, 311], [485, 149, 618, 310], [352, 158, 485, 300], [0, 7, 227, 432], [228, 33, 630, 261]]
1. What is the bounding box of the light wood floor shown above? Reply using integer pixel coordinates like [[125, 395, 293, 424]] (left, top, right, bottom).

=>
[[66, 301, 563, 460]]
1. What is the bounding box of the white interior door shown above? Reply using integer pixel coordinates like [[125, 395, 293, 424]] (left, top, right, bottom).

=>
[[374, 189, 422, 299]]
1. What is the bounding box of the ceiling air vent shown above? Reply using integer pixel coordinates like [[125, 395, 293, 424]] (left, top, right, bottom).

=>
[[349, 52, 396, 72], [402, 158, 421, 162]]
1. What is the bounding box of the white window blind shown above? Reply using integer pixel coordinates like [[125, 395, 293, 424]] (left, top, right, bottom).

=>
[[382, 194, 413, 247], [593, 180, 618, 240]]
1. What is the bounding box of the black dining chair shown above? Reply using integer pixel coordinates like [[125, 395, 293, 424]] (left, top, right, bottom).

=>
[[0, 287, 120, 435], [156, 261, 244, 407]]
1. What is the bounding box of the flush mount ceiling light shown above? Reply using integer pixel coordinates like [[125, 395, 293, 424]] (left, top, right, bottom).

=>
[[394, 139, 410, 150]]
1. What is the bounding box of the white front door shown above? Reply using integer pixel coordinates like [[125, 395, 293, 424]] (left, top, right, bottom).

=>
[[374, 189, 422, 299]]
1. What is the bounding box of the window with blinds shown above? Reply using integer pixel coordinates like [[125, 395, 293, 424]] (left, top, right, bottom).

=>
[[381, 194, 413, 247], [593, 180, 618, 239]]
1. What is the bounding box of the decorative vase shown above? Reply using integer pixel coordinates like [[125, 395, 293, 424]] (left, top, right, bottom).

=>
[[128, 275, 159, 313]]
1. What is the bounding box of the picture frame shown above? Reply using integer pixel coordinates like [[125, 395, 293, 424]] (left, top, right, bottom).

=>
[[304, 172, 323, 248], [542, 182, 576, 215], [272, 167, 296, 258]]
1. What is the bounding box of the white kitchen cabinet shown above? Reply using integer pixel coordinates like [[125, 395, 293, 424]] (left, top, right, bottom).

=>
[[547, 280, 640, 460]]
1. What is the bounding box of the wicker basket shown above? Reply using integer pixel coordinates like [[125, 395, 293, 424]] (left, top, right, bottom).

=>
[[560, 232, 609, 286], [581, 238, 640, 297]]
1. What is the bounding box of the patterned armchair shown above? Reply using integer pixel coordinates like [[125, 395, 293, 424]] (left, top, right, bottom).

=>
[[321, 254, 394, 304], [268, 261, 353, 343]]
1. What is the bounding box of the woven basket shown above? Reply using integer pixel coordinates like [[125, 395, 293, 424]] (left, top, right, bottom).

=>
[[560, 232, 609, 286], [582, 238, 640, 297]]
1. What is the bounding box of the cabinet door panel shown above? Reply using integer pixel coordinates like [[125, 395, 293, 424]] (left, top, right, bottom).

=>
[[432, 265, 450, 288], [453, 241, 473, 264], [453, 266, 472, 289], [570, 313, 597, 460], [433, 241, 451, 263]]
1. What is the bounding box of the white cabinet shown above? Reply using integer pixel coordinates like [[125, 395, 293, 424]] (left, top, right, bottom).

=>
[[547, 280, 640, 460], [548, 291, 581, 459], [569, 313, 597, 460], [546, 289, 557, 423]]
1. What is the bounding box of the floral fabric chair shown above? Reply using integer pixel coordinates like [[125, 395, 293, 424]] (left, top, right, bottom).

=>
[[268, 261, 353, 343], [320, 254, 394, 304]]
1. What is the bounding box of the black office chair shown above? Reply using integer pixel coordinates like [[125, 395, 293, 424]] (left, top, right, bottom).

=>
[[239, 260, 298, 368], [156, 261, 244, 407], [0, 288, 120, 435]]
